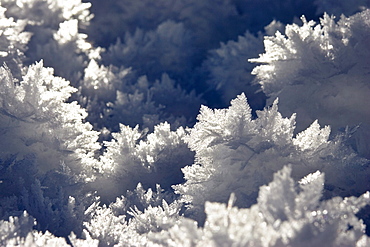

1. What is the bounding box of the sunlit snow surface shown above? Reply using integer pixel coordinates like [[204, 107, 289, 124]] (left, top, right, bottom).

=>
[[0, 0, 369, 246]]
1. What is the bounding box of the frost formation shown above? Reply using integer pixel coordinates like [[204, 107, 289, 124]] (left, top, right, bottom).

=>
[[0, 0, 369, 246]]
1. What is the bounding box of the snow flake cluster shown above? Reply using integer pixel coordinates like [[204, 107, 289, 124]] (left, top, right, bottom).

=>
[[0, 0, 369, 246]]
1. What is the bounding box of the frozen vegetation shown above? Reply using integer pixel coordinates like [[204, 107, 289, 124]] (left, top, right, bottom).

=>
[[0, 0, 369, 246]]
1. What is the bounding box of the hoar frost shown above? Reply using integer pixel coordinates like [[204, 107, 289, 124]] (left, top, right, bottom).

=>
[[174, 94, 369, 218], [250, 10, 370, 158], [0, 0, 369, 246]]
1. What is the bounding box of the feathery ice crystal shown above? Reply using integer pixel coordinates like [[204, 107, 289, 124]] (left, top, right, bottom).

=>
[[0, 0, 369, 246]]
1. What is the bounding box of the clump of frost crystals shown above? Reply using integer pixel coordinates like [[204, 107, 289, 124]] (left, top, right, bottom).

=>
[[197, 167, 370, 246], [0, 6, 30, 76], [250, 10, 370, 157], [201, 30, 266, 109], [145, 167, 369, 246], [0, 211, 98, 247], [1, 0, 94, 74], [0, 60, 100, 179], [80, 59, 203, 133], [104, 20, 196, 82], [174, 93, 369, 217], [201, 20, 284, 110], [93, 122, 194, 202]]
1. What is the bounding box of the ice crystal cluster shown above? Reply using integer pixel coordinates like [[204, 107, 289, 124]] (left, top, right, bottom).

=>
[[0, 0, 369, 246]]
